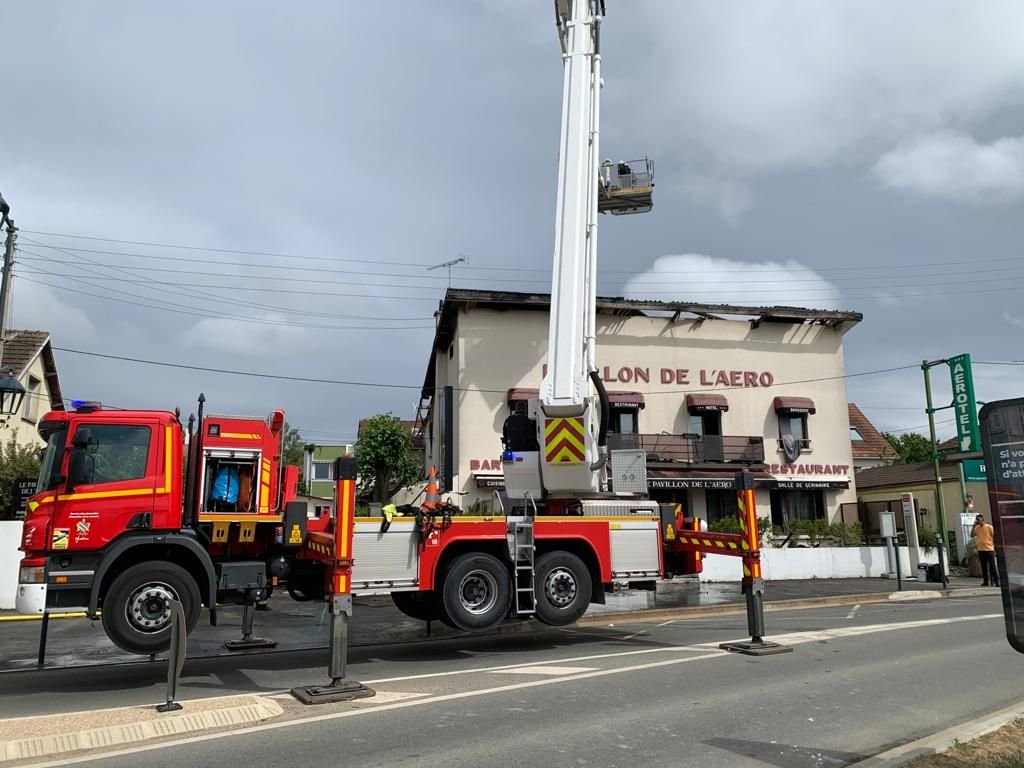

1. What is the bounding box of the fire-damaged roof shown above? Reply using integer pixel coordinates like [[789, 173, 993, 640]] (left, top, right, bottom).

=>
[[420, 289, 862, 398]]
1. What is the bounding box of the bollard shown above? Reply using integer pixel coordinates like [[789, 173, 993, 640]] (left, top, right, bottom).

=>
[[719, 471, 792, 657], [36, 613, 50, 668], [156, 599, 187, 712]]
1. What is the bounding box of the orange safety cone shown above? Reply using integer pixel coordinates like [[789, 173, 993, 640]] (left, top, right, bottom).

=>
[[422, 466, 441, 511]]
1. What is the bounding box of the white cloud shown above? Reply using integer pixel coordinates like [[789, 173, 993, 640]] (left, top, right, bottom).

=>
[[874, 132, 1024, 204], [1005, 312, 1024, 330], [183, 316, 311, 356], [11, 278, 96, 344], [622, 253, 844, 311], [617, 1, 1024, 214]]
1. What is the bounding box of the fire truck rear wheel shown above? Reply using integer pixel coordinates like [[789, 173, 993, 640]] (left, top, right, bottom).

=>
[[534, 551, 591, 626], [440, 553, 511, 631], [102, 562, 201, 655], [391, 591, 443, 622]]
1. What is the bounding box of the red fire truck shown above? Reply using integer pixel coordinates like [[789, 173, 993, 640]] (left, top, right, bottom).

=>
[[15, 396, 725, 655]]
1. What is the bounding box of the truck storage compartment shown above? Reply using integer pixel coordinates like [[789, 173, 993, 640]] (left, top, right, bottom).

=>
[[203, 450, 260, 513]]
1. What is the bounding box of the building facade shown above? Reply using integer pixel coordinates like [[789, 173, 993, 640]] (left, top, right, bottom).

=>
[[0, 330, 63, 450], [418, 290, 863, 528], [302, 443, 354, 499]]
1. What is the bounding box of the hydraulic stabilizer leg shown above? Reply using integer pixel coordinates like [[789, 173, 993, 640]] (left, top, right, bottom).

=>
[[720, 471, 792, 657], [225, 591, 277, 650], [291, 456, 375, 704]]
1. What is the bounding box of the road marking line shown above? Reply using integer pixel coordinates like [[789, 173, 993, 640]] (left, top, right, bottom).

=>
[[20, 612, 1004, 768], [622, 619, 676, 640], [489, 665, 596, 676], [846, 604, 861, 619]]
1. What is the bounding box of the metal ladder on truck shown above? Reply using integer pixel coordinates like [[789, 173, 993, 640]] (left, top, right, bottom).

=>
[[505, 492, 537, 617]]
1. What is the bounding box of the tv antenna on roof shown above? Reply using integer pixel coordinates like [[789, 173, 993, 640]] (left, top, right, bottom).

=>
[[427, 255, 466, 288]]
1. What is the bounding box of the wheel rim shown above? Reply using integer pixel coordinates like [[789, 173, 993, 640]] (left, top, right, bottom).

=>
[[544, 567, 577, 608], [458, 569, 498, 616], [125, 581, 178, 634]]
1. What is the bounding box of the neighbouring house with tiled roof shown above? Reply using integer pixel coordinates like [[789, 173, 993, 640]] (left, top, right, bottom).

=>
[[0, 330, 63, 449], [848, 403, 896, 469]]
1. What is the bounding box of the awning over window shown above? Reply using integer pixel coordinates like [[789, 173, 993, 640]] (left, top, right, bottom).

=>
[[773, 396, 816, 414], [507, 388, 539, 401], [606, 391, 646, 409], [686, 394, 729, 412], [507, 388, 645, 408]]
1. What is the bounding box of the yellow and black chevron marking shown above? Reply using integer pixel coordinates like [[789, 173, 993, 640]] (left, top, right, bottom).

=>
[[306, 536, 333, 556], [544, 417, 586, 464], [677, 534, 741, 552]]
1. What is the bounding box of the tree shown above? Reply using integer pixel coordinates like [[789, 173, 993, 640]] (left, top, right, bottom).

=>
[[0, 433, 41, 520], [281, 423, 305, 468], [355, 414, 421, 503], [883, 431, 934, 464]]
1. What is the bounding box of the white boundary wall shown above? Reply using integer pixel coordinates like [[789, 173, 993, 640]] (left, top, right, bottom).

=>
[[699, 546, 939, 582], [0, 522, 22, 609]]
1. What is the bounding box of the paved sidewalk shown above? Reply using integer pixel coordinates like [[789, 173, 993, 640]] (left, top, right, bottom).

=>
[[0, 575, 995, 672]]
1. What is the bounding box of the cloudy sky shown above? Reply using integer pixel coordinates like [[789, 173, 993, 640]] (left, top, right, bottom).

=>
[[2, 1, 1023, 445]]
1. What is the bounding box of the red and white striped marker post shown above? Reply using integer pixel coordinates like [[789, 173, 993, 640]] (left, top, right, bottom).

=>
[[291, 455, 375, 704], [719, 470, 792, 657]]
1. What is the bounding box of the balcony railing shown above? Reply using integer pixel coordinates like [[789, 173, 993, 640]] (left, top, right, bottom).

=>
[[608, 433, 765, 465]]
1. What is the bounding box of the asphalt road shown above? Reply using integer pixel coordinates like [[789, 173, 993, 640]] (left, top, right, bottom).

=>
[[6, 593, 1023, 768]]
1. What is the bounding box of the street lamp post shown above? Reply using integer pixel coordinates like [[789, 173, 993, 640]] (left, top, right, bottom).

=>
[[0, 193, 24, 420]]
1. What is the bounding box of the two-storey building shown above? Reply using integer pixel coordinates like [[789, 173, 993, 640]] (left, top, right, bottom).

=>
[[417, 289, 863, 528]]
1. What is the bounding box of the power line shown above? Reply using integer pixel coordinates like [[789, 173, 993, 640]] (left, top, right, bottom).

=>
[[18, 276, 437, 330], [50, 344, 919, 396], [23, 260, 1024, 305], [20, 228, 1024, 276], [20, 241, 1024, 288], [16, 249, 436, 322]]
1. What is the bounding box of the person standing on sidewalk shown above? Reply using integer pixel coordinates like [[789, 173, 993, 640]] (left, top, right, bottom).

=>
[[971, 514, 1000, 587]]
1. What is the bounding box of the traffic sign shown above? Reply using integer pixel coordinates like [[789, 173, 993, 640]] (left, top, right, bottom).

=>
[[949, 354, 981, 452], [979, 397, 1024, 655]]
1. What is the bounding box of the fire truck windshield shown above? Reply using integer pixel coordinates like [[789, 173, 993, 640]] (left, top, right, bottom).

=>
[[37, 425, 67, 492]]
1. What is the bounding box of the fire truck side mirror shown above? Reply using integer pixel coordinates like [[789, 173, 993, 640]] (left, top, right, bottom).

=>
[[67, 444, 93, 491]]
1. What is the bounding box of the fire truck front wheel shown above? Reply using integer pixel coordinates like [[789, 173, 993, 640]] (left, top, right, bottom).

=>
[[102, 562, 201, 655], [440, 553, 511, 631], [534, 551, 592, 626]]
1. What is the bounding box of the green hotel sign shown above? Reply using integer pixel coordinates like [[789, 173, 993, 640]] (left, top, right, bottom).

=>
[[962, 459, 987, 482], [948, 353, 981, 453]]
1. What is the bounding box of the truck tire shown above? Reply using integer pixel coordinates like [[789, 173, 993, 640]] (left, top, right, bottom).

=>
[[391, 591, 443, 622], [101, 562, 201, 655], [439, 553, 510, 632], [534, 551, 591, 626]]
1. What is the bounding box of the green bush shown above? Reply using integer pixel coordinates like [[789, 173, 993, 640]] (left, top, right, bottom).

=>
[[709, 516, 741, 534], [829, 521, 864, 546], [917, 524, 939, 550]]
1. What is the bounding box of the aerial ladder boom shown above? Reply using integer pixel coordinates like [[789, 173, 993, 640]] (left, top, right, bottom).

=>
[[503, 0, 653, 502]]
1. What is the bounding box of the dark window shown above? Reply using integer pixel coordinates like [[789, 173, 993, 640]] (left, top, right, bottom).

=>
[[705, 489, 739, 525], [312, 461, 334, 481], [609, 407, 639, 436], [72, 424, 151, 484], [769, 489, 826, 527], [689, 412, 722, 436], [778, 413, 810, 447]]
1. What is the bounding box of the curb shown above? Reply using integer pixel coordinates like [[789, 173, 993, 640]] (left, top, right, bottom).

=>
[[847, 699, 1024, 768], [0, 695, 282, 764]]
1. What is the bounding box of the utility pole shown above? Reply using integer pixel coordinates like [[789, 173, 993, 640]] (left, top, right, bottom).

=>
[[922, 359, 950, 588], [0, 192, 15, 362]]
